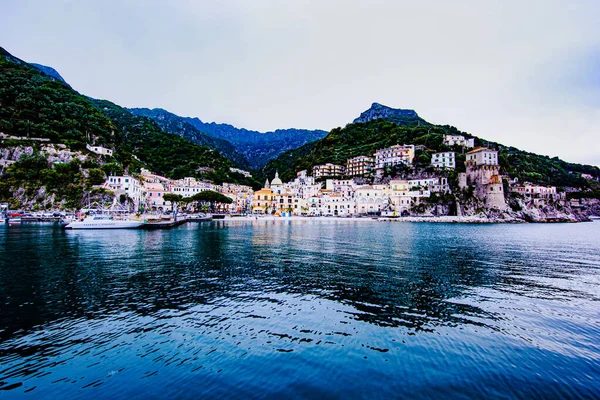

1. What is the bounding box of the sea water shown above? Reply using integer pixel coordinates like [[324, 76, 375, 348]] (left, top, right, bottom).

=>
[[1, 220, 599, 399]]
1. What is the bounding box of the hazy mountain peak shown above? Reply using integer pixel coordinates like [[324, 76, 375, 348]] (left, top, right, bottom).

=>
[[129, 107, 328, 168], [354, 103, 420, 124]]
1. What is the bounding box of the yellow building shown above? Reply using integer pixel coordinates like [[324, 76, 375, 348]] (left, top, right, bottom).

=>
[[251, 188, 274, 214]]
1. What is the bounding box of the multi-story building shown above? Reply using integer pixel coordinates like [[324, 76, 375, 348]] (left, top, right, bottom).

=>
[[325, 179, 357, 198], [321, 193, 355, 216], [466, 147, 498, 166], [431, 152, 456, 169], [251, 188, 275, 214], [312, 163, 346, 179], [443, 134, 475, 148], [284, 170, 321, 200], [274, 193, 296, 214], [355, 185, 390, 215], [104, 175, 145, 209], [144, 182, 169, 209], [511, 183, 560, 206], [169, 180, 214, 198], [221, 183, 254, 213], [346, 155, 374, 176], [374, 144, 415, 170]]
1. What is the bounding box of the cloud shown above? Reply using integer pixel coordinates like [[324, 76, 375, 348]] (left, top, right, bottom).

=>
[[1, 0, 599, 165]]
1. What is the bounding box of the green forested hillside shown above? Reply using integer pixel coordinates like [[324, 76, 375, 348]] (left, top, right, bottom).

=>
[[127, 107, 251, 169], [262, 118, 600, 190], [263, 120, 468, 182], [92, 99, 258, 186], [0, 47, 260, 208], [0, 50, 115, 148]]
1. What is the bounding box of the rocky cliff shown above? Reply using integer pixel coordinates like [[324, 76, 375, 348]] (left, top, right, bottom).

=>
[[353, 103, 426, 126]]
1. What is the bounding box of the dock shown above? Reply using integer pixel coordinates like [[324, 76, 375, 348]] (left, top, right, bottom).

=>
[[139, 218, 188, 230]]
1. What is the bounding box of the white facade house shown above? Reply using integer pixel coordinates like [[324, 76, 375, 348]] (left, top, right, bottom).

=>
[[325, 179, 357, 199], [312, 163, 346, 179], [170, 183, 213, 198], [355, 185, 390, 214], [283, 170, 321, 200], [443, 134, 475, 148], [466, 147, 499, 166], [86, 144, 113, 156], [321, 194, 355, 216], [512, 184, 558, 198], [105, 176, 145, 209], [346, 155, 374, 176], [431, 152, 456, 169], [374, 145, 415, 169]]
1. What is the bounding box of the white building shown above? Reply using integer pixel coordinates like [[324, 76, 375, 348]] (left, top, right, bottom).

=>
[[346, 155, 374, 176], [354, 185, 390, 215], [86, 144, 113, 156], [170, 183, 214, 198], [284, 170, 321, 199], [443, 134, 475, 148], [511, 183, 559, 200], [374, 144, 415, 169], [105, 175, 145, 209], [321, 193, 355, 216], [466, 147, 499, 166], [431, 152, 456, 169], [325, 179, 357, 199], [229, 167, 252, 178], [312, 163, 346, 179]]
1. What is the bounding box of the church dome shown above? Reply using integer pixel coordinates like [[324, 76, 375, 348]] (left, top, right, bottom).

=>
[[271, 171, 283, 186]]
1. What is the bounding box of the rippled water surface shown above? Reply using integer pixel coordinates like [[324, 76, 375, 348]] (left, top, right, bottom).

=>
[[1, 220, 600, 399]]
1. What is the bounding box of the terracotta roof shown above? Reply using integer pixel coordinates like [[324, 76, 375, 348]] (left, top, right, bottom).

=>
[[466, 146, 490, 154]]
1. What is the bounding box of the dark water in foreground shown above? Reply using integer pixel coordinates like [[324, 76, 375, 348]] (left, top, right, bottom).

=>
[[1, 220, 599, 399]]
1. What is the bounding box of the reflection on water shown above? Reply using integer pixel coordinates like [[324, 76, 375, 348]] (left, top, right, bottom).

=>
[[1, 221, 599, 398]]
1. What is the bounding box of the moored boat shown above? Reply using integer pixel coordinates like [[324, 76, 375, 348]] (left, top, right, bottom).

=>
[[64, 215, 143, 229], [188, 213, 212, 222]]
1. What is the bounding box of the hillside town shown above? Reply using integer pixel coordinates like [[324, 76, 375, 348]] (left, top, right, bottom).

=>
[[97, 134, 578, 219]]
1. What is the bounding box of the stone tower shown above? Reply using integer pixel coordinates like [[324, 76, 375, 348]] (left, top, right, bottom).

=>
[[464, 147, 507, 210]]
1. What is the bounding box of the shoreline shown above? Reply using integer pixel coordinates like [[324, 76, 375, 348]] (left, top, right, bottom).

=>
[[223, 215, 585, 224]]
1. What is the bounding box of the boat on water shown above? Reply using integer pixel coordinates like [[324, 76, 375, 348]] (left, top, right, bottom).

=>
[[64, 215, 143, 229], [188, 213, 212, 222], [8, 216, 22, 224]]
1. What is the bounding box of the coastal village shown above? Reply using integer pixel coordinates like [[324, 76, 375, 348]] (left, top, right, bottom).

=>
[[80, 133, 582, 221]]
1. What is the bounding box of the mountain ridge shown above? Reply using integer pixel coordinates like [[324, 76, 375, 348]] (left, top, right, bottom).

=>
[[125, 107, 251, 169], [129, 107, 328, 169], [180, 113, 328, 168]]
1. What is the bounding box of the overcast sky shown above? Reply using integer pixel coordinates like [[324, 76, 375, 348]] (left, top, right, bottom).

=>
[[2, 0, 600, 165]]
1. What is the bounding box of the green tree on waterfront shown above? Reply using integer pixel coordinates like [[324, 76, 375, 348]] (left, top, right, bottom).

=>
[[191, 190, 233, 212]]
